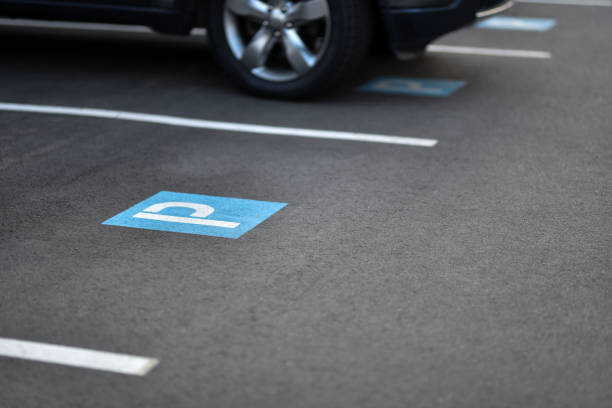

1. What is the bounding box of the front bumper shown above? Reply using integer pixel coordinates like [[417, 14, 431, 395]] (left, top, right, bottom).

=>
[[381, 0, 513, 58]]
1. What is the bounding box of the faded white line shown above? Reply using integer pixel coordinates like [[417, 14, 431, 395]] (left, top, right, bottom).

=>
[[0, 337, 158, 376], [0, 102, 438, 147], [515, 0, 611, 6], [428, 44, 551, 59]]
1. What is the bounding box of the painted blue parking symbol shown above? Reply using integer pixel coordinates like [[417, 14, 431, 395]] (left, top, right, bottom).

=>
[[477, 16, 556, 32], [358, 77, 466, 97], [103, 191, 287, 239]]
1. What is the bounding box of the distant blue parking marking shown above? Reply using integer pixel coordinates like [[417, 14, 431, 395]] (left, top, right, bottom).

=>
[[103, 191, 287, 239], [477, 16, 557, 31], [358, 77, 466, 97]]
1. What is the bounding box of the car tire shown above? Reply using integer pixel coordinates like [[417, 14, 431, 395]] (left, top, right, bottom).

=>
[[207, 0, 372, 99]]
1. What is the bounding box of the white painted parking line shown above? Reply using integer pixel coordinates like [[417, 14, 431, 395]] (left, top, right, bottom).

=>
[[0, 337, 158, 376], [0, 102, 438, 147], [428, 44, 551, 59], [515, 0, 611, 6]]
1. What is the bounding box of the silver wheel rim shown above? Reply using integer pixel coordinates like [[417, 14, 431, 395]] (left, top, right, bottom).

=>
[[223, 0, 331, 82]]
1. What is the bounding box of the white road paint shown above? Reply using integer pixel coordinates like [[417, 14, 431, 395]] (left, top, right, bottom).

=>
[[0, 337, 158, 376], [515, 0, 611, 6], [0, 102, 438, 147], [134, 201, 240, 228], [428, 44, 551, 59], [134, 212, 240, 228]]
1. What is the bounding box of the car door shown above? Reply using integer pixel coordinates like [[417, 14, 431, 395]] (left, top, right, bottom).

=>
[[0, 0, 181, 9]]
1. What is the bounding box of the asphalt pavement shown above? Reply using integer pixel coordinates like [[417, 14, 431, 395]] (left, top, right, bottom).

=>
[[1, 2, 611, 407]]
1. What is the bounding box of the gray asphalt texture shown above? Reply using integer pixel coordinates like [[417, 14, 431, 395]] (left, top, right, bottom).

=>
[[1, 3, 611, 407]]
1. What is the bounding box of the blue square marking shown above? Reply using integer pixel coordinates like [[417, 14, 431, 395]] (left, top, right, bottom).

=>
[[103, 191, 287, 239], [357, 77, 466, 97], [477, 16, 556, 32]]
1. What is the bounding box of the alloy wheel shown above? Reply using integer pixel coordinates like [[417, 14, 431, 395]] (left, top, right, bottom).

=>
[[223, 0, 331, 82]]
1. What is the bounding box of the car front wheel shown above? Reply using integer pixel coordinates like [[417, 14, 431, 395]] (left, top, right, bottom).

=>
[[207, 0, 372, 99]]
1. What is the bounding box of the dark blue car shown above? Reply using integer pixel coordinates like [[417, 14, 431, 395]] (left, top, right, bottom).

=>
[[0, 0, 511, 98]]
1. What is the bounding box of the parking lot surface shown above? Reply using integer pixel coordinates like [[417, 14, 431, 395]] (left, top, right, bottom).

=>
[[1, 2, 611, 407]]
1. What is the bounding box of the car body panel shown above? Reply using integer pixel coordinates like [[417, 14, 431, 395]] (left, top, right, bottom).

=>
[[0, 0, 511, 54], [0, 0, 195, 33], [379, 0, 511, 57]]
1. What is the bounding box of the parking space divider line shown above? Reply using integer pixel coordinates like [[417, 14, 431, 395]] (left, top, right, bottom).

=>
[[0, 102, 438, 147], [0, 337, 158, 376], [428, 44, 551, 59]]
